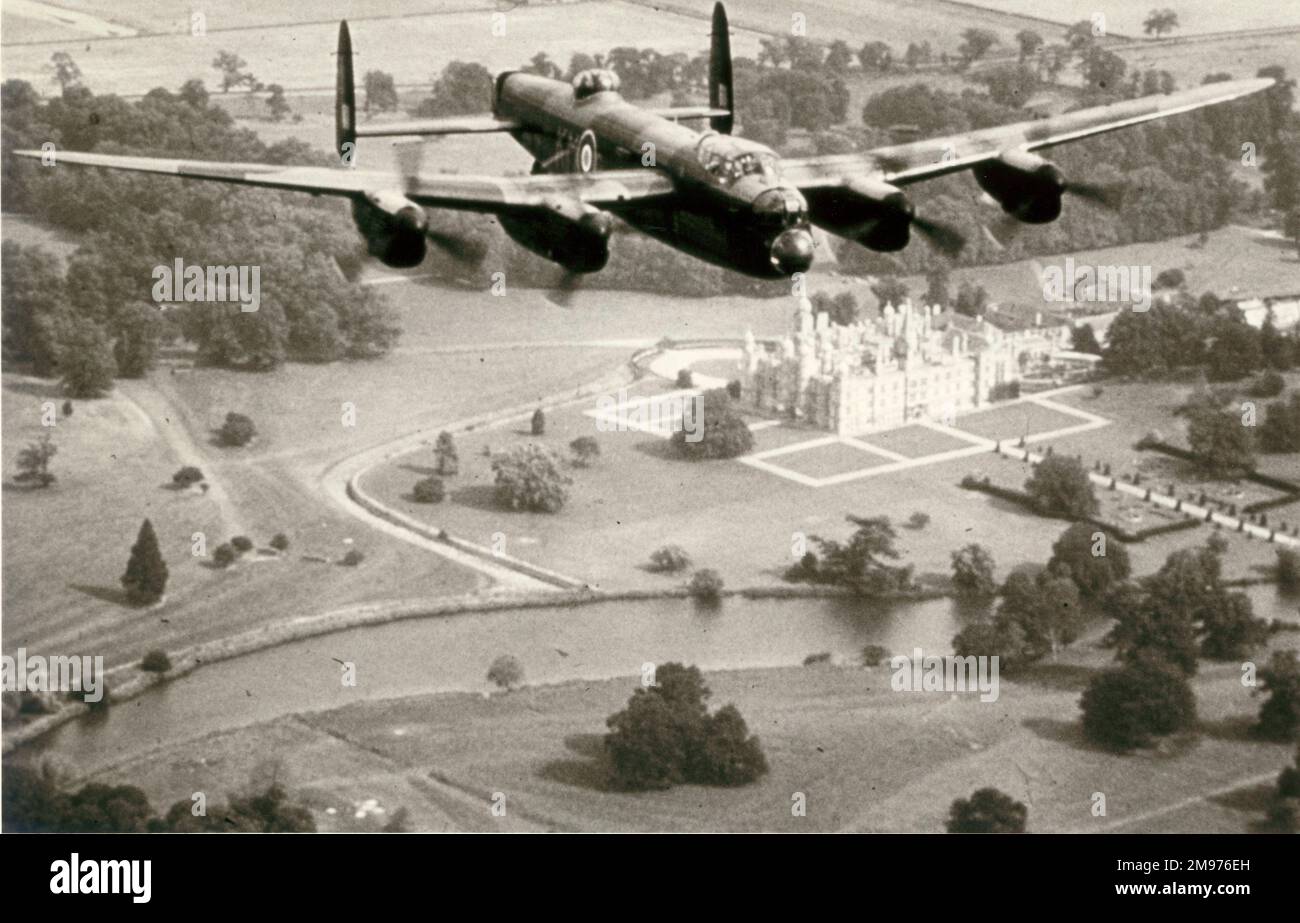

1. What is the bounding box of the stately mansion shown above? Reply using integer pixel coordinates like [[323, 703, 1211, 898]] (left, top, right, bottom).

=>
[[739, 296, 1065, 435]]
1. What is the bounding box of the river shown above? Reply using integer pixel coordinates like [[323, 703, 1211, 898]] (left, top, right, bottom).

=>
[[26, 585, 1298, 772]]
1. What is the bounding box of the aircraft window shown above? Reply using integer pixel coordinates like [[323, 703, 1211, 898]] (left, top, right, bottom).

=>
[[573, 69, 621, 100]]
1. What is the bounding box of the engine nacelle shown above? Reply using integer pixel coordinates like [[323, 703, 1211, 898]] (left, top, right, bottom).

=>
[[805, 177, 914, 251], [352, 191, 428, 268], [499, 196, 613, 273], [973, 150, 1064, 224]]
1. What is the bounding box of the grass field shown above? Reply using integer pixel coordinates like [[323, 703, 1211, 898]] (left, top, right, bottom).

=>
[[966, 1, 1300, 37], [73, 632, 1300, 832]]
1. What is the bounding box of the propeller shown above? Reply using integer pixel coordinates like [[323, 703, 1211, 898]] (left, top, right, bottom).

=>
[[1062, 179, 1123, 210], [910, 213, 967, 257], [393, 141, 486, 267], [544, 269, 584, 307]]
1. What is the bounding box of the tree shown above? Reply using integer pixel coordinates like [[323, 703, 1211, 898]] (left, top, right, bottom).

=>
[[1260, 394, 1300, 453], [213, 544, 237, 567], [531, 407, 546, 436], [1015, 30, 1044, 63], [362, 70, 399, 113], [1206, 318, 1262, 382], [172, 466, 204, 488], [675, 368, 694, 389], [1047, 523, 1130, 599], [872, 276, 909, 308], [1079, 46, 1126, 95], [671, 388, 752, 460], [1277, 548, 1300, 593], [434, 430, 459, 476], [15, 434, 57, 488], [58, 323, 116, 398], [413, 476, 445, 503], [569, 436, 600, 467], [520, 52, 562, 80], [491, 443, 571, 512], [487, 655, 524, 691], [688, 568, 724, 602], [121, 519, 168, 605], [809, 515, 914, 595], [946, 788, 1027, 833], [212, 51, 251, 93], [219, 412, 256, 447], [996, 568, 1083, 660], [1143, 9, 1180, 37], [1080, 656, 1197, 750], [604, 663, 767, 790], [649, 545, 691, 573], [417, 61, 493, 116], [858, 41, 893, 71], [1200, 590, 1267, 661], [264, 84, 290, 122], [1070, 323, 1102, 355], [48, 52, 82, 93], [925, 266, 950, 309], [1186, 406, 1254, 477], [956, 29, 998, 69], [270, 533, 290, 552], [1024, 455, 1098, 518], [1285, 207, 1300, 259], [951, 543, 996, 599], [1257, 651, 1300, 741]]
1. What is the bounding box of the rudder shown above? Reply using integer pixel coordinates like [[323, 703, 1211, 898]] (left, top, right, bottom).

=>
[[709, 3, 733, 134]]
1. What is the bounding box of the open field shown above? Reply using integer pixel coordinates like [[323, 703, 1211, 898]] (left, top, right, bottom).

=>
[[966, 1, 1300, 37], [0, 1, 766, 95], [67, 632, 1300, 832]]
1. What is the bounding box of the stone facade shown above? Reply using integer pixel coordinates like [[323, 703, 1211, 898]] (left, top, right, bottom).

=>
[[740, 296, 1048, 435]]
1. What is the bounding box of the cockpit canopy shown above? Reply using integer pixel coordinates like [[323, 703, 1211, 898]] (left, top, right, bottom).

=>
[[572, 69, 621, 100], [695, 133, 781, 186]]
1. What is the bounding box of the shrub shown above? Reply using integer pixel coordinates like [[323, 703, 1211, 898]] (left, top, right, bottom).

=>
[[434, 430, 459, 476], [908, 511, 930, 529], [1277, 548, 1300, 592], [269, 533, 289, 552], [861, 645, 889, 667], [1080, 656, 1197, 751], [688, 568, 724, 602], [946, 788, 1027, 833], [803, 652, 832, 666], [648, 545, 691, 573], [219, 412, 256, 447], [230, 535, 253, 553], [172, 466, 204, 487], [213, 544, 236, 567], [340, 549, 365, 567], [726, 379, 742, 400], [487, 655, 524, 691], [951, 543, 996, 599], [14, 434, 57, 488], [531, 407, 546, 436], [569, 436, 600, 467], [412, 476, 445, 503], [140, 650, 172, 673], [989, 381, 1021, 401], [675, 368, 694, 389]]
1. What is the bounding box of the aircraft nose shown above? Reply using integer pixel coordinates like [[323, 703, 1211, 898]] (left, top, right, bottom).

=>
[[770, 228, 814, 275]]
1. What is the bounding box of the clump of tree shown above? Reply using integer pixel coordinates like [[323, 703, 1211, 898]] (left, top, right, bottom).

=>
[[951, 543, 996, 599], [487, 655, 524, 691], [219, 412, 256, 447], [491, 444, 571, 512], [1260, 393, 1300, 453], [121, 519, 168, 605], [569, 436, 600, 467], [1105, 540, 1267, 672], [434, 431, 459, 476], [648, 544, 691, 574], [953, 566, 1082, 669], [946, 787, 1027, 833], [1080, 653, 1197, 751], [270, 533, 290, 552], [604, 663, 767, 790], [213, 543, 237, 568], [1186, 404, 1255, 477], [789, 515, 915, 596], [14, 433, 57, 488], [413, 476, 445, 503], [671, 388, 752, 460], [1025, 455, 1098, 518]]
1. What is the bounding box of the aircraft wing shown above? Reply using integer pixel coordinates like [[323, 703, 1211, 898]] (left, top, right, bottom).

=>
[[355, 115, 521, 137], [13, 149, 676, 211], [781, 77, 1273, 189]]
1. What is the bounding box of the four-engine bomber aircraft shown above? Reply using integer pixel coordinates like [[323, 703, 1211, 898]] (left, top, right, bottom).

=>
[[19, 3, 1273, 280]]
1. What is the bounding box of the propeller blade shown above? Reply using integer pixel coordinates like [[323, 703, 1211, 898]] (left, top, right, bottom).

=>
[[1065, 180, 1123, 210], [911, 214, 967, 257], [545, 270, 583, 307], [425, 229, 486, 266], [981, 213, 1023, 252]]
